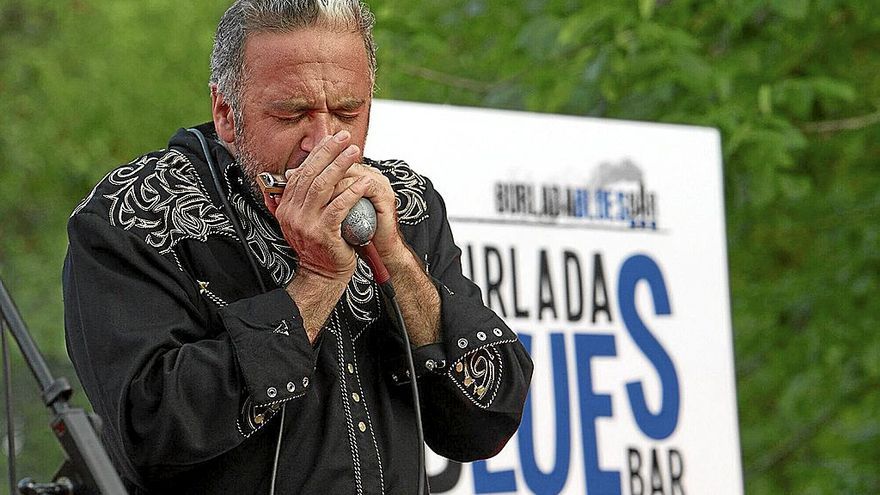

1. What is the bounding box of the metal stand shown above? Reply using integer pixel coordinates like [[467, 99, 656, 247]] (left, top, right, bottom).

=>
[[0, 277, 127, 494]]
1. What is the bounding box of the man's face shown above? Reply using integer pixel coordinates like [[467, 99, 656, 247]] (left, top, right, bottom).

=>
[[232, 27, 373, 184]]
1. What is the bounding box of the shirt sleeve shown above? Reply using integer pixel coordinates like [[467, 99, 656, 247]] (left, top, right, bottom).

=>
[[386, 178, 534, 462], [63, 211, 315, 484]]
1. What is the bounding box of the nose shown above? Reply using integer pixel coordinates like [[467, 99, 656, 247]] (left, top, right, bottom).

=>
[[300, 112, 334, 153]]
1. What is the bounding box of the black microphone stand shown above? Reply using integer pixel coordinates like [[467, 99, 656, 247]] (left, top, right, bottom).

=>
[[0, 277, 127, 494]]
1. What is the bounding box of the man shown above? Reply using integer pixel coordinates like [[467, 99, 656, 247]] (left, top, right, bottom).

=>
[[63, 1, 532, 493]]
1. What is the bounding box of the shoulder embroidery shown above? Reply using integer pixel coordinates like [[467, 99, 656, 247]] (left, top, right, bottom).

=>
[[371, 159, 429, 226], [102, 149, 235, 254]]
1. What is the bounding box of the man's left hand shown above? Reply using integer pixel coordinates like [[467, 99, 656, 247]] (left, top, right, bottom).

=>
[[332, 164, 407, 260]]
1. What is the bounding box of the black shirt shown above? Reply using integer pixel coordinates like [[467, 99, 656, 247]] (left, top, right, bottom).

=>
[[63, 124, 533, 494]]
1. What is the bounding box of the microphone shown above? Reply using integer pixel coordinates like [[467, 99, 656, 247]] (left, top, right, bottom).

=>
[[341, 198, 391, 285], [340, 197, 377, 246]]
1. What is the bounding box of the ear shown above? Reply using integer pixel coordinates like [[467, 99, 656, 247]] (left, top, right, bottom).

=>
[[211, 84, 237, 144]]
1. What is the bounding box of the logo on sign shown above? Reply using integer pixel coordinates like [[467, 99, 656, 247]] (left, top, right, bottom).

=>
[[493, 159, 658, 230]]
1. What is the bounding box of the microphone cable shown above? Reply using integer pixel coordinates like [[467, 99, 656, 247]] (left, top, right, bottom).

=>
[[347, 205, 427, 495], [186, 128, 288, 495], [374, 277, 427, 495]]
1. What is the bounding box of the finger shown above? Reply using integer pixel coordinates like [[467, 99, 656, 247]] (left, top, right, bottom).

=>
[[349, 169, 394, 211], [303, 144, 361, 208], [291, 130, 352, 206], [330, 176, 361, 202], [323, 175, 370, 227], [340, 164, 389, 199], [262, 191, 280, 216], [342, 162, 382, 180]]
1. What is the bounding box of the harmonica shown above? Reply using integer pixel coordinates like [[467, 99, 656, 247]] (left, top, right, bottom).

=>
[[257, 172, 287, 196]]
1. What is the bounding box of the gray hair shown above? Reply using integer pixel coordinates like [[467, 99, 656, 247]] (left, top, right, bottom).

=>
[[210, 0, 377, 110]]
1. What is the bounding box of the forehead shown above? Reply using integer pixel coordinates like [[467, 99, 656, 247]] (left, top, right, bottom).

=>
[[241, 27, 371, 102]]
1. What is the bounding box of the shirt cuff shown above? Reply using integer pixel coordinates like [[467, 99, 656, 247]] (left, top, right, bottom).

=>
[[386, 278, 519, 386], [219, 288, 316, 405]]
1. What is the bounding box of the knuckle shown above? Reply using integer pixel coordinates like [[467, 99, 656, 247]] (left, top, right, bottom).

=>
[[311, 174, 329, 192], [319, 138, 339, 156], [326, 200, 347, 218]]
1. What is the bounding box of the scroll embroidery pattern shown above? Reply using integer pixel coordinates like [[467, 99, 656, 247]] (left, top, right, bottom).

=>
[[103, 150, 234, 254], [229, 191, 296, 287], [449, 346, 503, 409], [370, 159, 429, 226]]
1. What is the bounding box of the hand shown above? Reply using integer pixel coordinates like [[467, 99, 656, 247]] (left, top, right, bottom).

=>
[[263, 130, 369, 284], [329, 163, 407, 260]]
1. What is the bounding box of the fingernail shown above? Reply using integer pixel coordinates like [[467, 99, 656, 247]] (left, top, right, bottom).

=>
[[344, 145, 358, 157], [285, 169, 294, 179], [334, 130, 350, 142]]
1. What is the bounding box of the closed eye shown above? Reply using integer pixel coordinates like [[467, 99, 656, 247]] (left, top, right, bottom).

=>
[[335, 112, 359, 123], [274, 114, 306, 123]]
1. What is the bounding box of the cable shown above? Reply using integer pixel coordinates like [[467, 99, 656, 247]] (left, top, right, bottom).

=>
[[2, 320, 17, 495], [185, 128, 285, 494], [268, 404, 286, 495], [347, 201, 426, 493], [186, 128, 267, 293], [378, 282, 427, 495]]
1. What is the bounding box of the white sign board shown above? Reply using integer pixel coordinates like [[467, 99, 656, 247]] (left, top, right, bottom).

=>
[[366, 100, 743, 495]]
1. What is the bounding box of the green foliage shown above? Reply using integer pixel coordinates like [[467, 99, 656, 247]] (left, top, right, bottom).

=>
[[1, 0, 878, 492]]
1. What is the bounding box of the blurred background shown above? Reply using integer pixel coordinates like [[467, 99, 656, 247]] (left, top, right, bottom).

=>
[[1, 0, 878, 493]]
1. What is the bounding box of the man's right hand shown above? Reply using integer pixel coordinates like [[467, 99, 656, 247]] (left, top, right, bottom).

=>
[[262, 130, 369, 343]]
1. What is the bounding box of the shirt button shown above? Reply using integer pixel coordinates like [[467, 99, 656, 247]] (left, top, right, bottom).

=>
[[302, 377, 310, 388], [457, 338, 468, 349], [352, 392, 361, 403], [493, 327, 503, 337], [267, 387, 277, 398], [476, 331, 487, 341], [347, 363, 355, 374], [358, 421, 367, 432], [286, 382, 296, 393]]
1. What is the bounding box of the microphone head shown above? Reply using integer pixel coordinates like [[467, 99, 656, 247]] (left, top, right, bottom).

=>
[[341, 198, 377, 246]]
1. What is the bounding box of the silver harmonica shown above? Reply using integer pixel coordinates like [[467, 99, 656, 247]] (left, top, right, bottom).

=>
[[257, 172, 287, 196]]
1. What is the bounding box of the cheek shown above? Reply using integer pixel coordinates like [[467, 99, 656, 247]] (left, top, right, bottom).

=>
[[241, 120, 306, 170], [350, 120, 370, 150]]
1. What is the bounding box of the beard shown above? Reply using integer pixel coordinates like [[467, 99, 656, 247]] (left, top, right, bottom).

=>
[[235, 140, 266, 202], [231, 111, 274, 205]]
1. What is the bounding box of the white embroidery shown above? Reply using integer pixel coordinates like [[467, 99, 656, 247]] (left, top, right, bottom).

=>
[[331, 312, 364, 495], [349, 339, 385, 493], [103, 150, 234, 254], [72, 169, 115, 218], [448, 340, 517, 409], [273, 320, 290, 336], [370, 159, 429, 226], [89, 153, 430, 339], [345, 258, 379, 323], [229, 191, 296, 287]]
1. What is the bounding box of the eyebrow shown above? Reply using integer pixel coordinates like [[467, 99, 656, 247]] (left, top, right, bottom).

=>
[[268, 99, 311, 113], [268, 97, 366, 114], [333, 97, 366, 112]]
